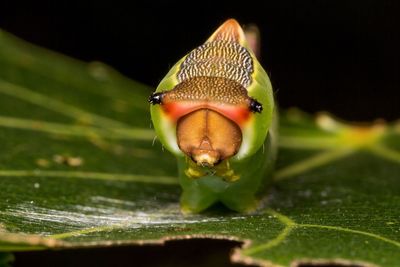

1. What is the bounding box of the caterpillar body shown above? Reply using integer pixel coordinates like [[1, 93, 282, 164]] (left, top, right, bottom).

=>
[[149, 19, 277, 213]]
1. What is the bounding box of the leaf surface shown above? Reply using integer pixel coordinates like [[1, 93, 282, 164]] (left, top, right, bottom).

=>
[[0, 30, 399, 267]]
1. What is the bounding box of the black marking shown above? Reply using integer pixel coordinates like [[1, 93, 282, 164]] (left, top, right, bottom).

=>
[[148, 92, 164, 105], [249, 98, 263, 113]]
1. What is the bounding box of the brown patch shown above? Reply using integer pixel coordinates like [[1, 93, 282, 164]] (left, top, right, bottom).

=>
[[211, 18, 242, 43], [177, 109, 242, 166], [164, 76, 251, 106]]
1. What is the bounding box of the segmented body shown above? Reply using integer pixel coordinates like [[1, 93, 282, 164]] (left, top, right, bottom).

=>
[[149, 19, 276, 213]]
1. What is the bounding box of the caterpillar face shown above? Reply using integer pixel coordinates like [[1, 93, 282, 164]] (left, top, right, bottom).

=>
[[149, 76, 263, 166], [150, 19, 274, 178]]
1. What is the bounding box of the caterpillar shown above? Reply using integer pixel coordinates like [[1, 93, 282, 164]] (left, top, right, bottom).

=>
[[149, 19, 277, 213]]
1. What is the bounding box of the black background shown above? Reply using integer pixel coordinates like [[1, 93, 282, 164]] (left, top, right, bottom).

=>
[[1, 1, 399, 121], [1, 1, 399, 266]]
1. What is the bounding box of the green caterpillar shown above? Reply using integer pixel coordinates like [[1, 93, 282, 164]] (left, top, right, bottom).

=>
[[149, 19, 277, 213]]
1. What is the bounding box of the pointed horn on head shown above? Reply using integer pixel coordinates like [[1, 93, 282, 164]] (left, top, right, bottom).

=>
[[207, 18, 247, 45]]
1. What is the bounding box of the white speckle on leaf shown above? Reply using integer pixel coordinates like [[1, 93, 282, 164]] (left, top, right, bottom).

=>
[[231, 216, 247, 220], [0, 198, 231, 231], [34, 183, 40, 189], [90, 196, 138, 207]]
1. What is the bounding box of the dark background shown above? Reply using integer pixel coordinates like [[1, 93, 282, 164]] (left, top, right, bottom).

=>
[[1, 1, 399, 121], [1, 2, 399, 266]]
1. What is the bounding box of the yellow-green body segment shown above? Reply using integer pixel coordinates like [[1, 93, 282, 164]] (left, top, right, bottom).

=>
[[150, 19, 277, 213]]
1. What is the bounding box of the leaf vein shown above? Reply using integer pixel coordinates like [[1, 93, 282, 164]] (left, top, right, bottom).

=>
[[0, 115, 154, 141], [274, 148, 354, 181], [0, 79, 131, 129], [0, 170, 178, 185], [299, 223, 400, 248], [244, 209, 296, 255], [368, 144, 400, 164]]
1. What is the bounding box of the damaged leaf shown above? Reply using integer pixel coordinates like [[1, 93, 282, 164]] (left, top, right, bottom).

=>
[[0, 30, 399, 267]]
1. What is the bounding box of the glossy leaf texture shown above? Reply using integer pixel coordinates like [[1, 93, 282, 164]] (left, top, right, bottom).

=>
[[0, 29, 399, 267]]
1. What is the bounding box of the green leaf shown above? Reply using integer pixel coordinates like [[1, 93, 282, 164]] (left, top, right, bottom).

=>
[[0, 29, 399, 267]]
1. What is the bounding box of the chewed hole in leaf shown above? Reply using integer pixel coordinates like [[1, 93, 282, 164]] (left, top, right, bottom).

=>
[[13, 239, 256, 267], [0, 28, 399, 267]]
